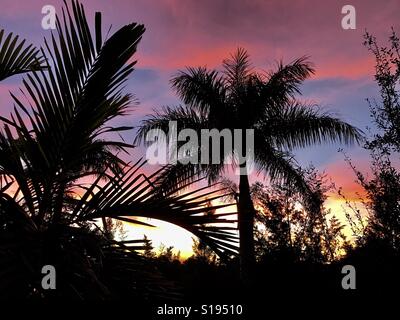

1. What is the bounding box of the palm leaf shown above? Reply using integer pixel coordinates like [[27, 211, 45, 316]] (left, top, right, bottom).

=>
[[0, 30, 45, 81], [4, 0, 144, 183], [262, 101, 364, 150], [73, 160, 238, 258], [260, 56, 315, 105]]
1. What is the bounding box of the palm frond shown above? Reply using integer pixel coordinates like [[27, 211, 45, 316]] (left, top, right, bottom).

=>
[[4, 0, 144, 182], [222, 47, 252, 86], [135, 104, 229, 189], [0, 29, 45, 81], [263, 101, 364, 149], [254, 132, 320, 211], [171, 67, 227, 118], [73, 160, 238, 258], [261, 56, 315, 105]]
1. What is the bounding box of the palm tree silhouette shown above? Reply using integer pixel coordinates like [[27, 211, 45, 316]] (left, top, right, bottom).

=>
[[136, 48, 363, 281], [0, 1, 238, 298]]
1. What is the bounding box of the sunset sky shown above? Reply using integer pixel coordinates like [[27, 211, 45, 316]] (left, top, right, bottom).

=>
[[1, 0, 400, 257]]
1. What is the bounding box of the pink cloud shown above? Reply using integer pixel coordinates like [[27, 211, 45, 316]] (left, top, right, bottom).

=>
[[324, 158, 371, 201]]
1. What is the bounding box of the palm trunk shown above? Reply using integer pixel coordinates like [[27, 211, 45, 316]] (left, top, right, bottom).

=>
[[102, 217, 112, 240], [238, 167, 255, 284]]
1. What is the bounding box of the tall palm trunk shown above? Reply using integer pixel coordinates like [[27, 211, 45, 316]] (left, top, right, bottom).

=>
[[238, 166, 255, 284]]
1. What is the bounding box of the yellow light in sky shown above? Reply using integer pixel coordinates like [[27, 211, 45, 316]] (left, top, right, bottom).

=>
[[120, 202, 238, 259], [122, 218, 196, 259], [118, 195, 366, 260], [325, 195, 368, 240]]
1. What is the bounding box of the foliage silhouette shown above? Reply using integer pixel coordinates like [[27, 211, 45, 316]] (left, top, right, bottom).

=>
[[251, 167, 348, 264], [343, 30, 400, 253], [0, 0, 238, 299]]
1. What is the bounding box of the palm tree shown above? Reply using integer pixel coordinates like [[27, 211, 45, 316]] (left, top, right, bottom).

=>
[[136, 48, 363, 282], [0, 1, 238, 299]]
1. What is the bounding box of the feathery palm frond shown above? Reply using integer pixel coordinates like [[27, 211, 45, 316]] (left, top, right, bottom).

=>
[[222, 47, 252, 87], [0, 29, 45, 81], [3, 0, 144, 183], [135, 104, 231, 190], [0, 0, 145, 222], [72, 160, 238, 257], [171, 67, 227, 121], [261, 56, 315, 105], [261, 101, 364, 150]]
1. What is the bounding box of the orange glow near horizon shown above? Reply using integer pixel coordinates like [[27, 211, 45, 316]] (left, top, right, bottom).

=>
[[120, 203, 238, 259], [119, 188, 368, 259], [122, 219, 196, 259]]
